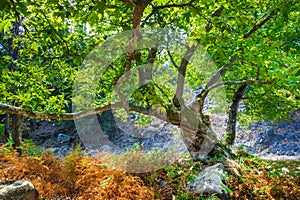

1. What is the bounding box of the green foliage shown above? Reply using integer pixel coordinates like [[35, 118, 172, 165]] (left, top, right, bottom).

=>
[[126, 142, 143, 152], [176, 191, 220, 200], [0, 124, 4, 135], [21, 139, 43, 156], [0, 0, 299, 151], [226, 149, 300, 198], [64, 144, 83, 191], [99, 175, 114, 189], [220, 183, 232, 193], [1, 134, 14, 152]]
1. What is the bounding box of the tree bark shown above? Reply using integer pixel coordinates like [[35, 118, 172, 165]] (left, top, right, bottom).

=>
[[4, 114, 10, 141], [173, 105, 220, 160], [226, 84, 248, 145], [11, 114, 22, 154]]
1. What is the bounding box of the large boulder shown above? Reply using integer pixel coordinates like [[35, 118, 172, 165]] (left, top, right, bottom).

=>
[[0, 180, 38, 200], [187, 163, 229, 199]]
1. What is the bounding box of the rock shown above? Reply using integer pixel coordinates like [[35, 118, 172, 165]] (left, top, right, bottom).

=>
[[59, 145, 71, 155], [0, 180, 39, 200], [48, 147, 59, 153], [255, 128, 275, 145], [57, 133, 71, 143], [187, 163, 229, 199], [235, 110, 300, 157], [282, 167, 290, 174], [99, 145, 113, 152]]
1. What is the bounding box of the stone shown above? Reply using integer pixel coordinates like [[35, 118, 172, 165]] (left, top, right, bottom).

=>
[[57, 133, 71, 143], [187, 163, 229, 198], [235, 110, 300, 157], [59, 145, 71, 155], [0, 180, 39, 200], [282, 167, 290, 174], [255, 128, 275, 145], [99, 145, 113, 152], [48, 147, 59, 154]]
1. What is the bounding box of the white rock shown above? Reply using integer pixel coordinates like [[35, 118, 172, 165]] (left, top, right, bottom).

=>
[[282, 167, 290, 173]]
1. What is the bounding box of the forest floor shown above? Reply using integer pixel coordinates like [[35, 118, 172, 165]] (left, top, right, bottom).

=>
[[0, 144, 299, 200], [1, 111, 299, 199]]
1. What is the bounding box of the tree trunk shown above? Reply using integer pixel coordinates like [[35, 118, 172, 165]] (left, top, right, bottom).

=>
[[178, 106, 221, 160], [1, 114, 10, 143], [226, 84, 248, 145], [11, 114, 22, 154], [4, 114, 10, 139]]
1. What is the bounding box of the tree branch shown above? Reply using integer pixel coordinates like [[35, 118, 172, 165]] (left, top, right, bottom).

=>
[[143, 0, 195, 23], [205, 55, 237, 89], [243, 9, 279, 39], [196, 6, 279, 103], [167, 49, 179, 69], [173, 45, 197, 106], [205, 79, 273, 97], [41, 12, 71, 54], [0, 102, 121, 120], [0, 42, 13, 57], [0, 101, 180, 125], [144, 47, 157, 81], [119, 0, 135, 6], [205, 6, 224, 32]]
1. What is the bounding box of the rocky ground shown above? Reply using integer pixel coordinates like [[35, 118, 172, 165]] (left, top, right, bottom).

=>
[[23, 109, 299, 159], [235, 110, 300, 159]]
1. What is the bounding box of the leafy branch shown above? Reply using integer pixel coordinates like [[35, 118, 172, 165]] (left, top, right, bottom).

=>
[[243, 8, 279, 38], [143, 0, 196, 23]]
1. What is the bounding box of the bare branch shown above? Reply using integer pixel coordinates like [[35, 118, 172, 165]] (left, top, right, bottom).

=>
[[195, 55, 237, 111], [196, 77, 272, 112]]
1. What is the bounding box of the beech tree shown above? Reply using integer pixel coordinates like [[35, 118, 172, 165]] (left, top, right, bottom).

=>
[[0, 0, 299, 158]]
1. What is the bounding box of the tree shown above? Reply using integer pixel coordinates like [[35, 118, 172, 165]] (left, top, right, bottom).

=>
[[0, 0, 299, 159]]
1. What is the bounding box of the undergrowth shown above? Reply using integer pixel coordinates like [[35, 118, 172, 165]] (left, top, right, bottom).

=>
[[0, 145, 154, 200], [224, 150, 300, 199], [1, 143, 299, 200], [139, 150, 300, 200]]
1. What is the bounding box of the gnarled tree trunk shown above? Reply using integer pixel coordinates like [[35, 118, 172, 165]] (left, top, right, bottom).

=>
[[166, 104, 221, 160]]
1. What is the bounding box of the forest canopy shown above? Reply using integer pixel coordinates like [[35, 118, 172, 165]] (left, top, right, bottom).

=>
[[0, 0, 299, 158]]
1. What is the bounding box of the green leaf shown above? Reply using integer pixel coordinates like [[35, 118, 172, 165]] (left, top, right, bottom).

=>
[[100, 175, 113, 189], [0, 0, 11, 12], [0, 18, 13, 33], [31, 42, 38, 52], [220, 183, 233, 193]]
